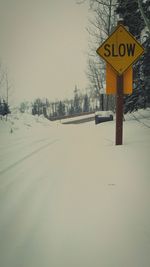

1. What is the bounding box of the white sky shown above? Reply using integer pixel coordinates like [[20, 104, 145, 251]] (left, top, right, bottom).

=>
[[0, 0, 89, 104]]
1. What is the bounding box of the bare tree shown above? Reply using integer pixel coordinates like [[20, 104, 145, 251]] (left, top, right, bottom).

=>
[[78, 0, 117, 110], [5, 72, 11, 106], [86, 58, 105, 109], [0, 63, 5, 98]]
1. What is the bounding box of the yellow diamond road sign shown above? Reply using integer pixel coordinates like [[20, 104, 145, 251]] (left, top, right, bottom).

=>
[[97, 24, 144, 75]]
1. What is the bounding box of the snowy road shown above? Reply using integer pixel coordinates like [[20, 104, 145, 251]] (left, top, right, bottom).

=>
[[0, 113, 150, 267]]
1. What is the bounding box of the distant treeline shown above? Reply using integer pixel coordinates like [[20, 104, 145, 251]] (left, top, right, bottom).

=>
[[31, 91, 99, 119], [20, 87, 109, 119]]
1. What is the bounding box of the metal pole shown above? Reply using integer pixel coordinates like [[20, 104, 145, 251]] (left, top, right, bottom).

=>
[[115, 19, 124, 145], [115, 74, 124, 145]]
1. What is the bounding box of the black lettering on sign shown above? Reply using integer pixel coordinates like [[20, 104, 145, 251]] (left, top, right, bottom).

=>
[[119, 43, 126, 57], [103, 43, 136, 57], [104, 44, 111, 57], [127, 43, 136, 56], [112, 44, 118, 57]]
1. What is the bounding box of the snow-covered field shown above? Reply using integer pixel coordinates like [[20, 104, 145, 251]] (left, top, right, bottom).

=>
[[0, 110, 150, 267]]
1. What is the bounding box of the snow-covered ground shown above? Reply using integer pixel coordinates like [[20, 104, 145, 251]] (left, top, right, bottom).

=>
[[0, 110, 150, 267]]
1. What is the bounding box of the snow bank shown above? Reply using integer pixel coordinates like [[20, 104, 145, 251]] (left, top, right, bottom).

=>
[[0, 112, 53, 134], [0, 108, 150, 267]]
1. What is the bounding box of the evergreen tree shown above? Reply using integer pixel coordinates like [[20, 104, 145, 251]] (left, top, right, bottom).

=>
[[43, 106, 48, 118], [116, 0, 150, 112], [0, 99, 1, 112], [32, 102, 38, 115], [2, 100, 10, 116], [116, 0, 144, 38], [143, 36, 150, 106], [69, 100, 75, 115], [74, 86, 82, 114], [20, 102, 28, 113], [57, 101, 66, 116], [32, 98, 43, 115], [83, 94, 90, 112]]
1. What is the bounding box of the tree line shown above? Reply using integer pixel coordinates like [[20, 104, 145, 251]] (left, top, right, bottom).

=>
[[30, 86, 103, 119], [20, 85, 114, 119]]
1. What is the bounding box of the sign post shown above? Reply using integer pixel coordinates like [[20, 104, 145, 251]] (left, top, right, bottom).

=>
[[116, 21, 125, 145], [96, 22, 144, 145], [116, 73, 124, 145]]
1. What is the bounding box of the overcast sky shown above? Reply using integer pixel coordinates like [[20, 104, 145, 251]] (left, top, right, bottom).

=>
[[0, 0, 89, 104]]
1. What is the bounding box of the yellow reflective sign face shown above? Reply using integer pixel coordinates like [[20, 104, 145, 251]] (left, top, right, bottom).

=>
[[97, 24, 144, 75]]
